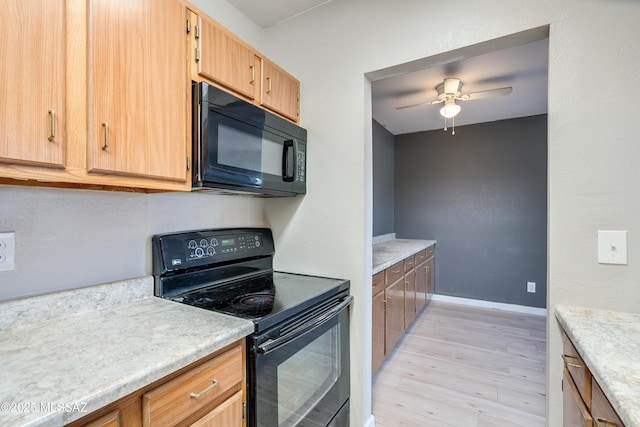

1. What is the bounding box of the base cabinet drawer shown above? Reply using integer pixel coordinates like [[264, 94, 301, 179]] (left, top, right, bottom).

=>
[[68, 341, 246, 427], [143, 344, 243, 426]]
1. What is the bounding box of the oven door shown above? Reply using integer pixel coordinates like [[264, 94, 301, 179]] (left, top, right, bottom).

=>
[[249, 294, 353, 427]]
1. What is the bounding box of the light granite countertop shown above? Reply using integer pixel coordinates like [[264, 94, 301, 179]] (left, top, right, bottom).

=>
[[555, 305, 640, 427], [373, 236, 436, 274], [0, 277, 254, 427]]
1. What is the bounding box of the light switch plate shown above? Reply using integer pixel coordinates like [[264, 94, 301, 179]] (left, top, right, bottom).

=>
[[598, 230, 627, 265]]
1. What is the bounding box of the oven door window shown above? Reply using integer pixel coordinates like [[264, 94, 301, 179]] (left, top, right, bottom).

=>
[[203, 110, 292, 193], [253, 306, 350, 427]]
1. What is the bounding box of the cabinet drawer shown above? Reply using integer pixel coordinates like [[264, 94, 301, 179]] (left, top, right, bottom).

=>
[[562, 331, 590, 407], [385, 261, 404, 285], [372, 271, 385, 295], [426, 246, 434, 259], [592, 378, 624, 427], [415, 249, 427, 264], [142, 345, 243, 426], [404, 256, 415, 272]]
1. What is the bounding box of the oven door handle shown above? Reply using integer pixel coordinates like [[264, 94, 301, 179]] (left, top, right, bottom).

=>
[[256, 295, 353, 355]]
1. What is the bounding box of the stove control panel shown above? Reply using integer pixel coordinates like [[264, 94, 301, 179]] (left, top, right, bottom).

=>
[[185, 233, 263, 260], [152, 228, 274, 274]]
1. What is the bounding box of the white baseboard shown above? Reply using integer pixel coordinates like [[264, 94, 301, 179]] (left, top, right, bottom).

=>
[[363, 414, 376, 427], [430, 294, 547, 316]]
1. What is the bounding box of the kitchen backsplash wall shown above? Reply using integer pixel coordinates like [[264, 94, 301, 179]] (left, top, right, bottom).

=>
[[0, 185, 264, 301]]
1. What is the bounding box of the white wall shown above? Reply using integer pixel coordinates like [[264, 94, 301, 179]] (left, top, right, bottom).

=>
[[260, 1, 640, 425]]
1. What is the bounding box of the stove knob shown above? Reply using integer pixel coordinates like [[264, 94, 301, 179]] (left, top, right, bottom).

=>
[[206, 247, 215, 256], [211, 238, 219, 246], [188, 240, 197, 249], [195, 247, 204, 257], [200, 239, 208, 248]]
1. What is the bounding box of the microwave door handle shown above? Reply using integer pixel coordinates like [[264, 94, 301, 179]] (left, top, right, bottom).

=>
[[256, 295, 353, 355], [282, 140, 295, 182]]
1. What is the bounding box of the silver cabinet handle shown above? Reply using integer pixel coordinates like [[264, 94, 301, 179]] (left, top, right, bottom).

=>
[[48, 110, 56, 142]]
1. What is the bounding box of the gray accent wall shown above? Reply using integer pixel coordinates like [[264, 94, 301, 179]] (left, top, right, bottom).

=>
[[394, 115, 547, 308], [372, 119, 395, 236]]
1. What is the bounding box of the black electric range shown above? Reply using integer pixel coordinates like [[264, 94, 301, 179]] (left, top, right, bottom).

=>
[[151, 227, 350, 333], [151, 228, 353, 427]]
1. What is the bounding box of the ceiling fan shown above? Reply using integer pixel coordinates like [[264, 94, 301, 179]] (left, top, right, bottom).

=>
[[396, 78, 512, 135], [396, 78, 512, 112]]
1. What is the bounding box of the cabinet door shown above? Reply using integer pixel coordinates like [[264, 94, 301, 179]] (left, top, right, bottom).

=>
[[196, 15, 258, 100], [372, 290, 386, 375], [88, 0, 187, 181], [385, 277, 405, 354], [190, 390, 243, 427], [404, 268, 416, 329], [426, 256, 435, 299], [261, 59, 300, 122], [0, 0, 65, 167], [563, 369, 592, 427], [592, 379, 624, 427], [415, 260, 427, 313]]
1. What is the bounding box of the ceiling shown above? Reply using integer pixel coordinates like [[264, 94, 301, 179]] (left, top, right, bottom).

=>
[[371, 39, 549, 135], [227, 0, 332, 28], [227, 0, 549, 136]]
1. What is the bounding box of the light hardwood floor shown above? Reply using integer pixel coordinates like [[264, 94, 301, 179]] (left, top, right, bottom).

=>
[[372, 300, 547, 427]]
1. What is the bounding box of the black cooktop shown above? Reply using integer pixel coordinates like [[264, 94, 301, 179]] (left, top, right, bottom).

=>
[[168, 271, 349, 333], [152, 228, 350, 333]]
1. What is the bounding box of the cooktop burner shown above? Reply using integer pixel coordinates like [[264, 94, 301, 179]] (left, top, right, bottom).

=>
[[171, 273, 276, 318]]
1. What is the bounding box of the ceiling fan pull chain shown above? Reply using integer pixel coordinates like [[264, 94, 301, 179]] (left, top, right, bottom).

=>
[[452, 117, 456, 135], [443, 116, 448, 131]]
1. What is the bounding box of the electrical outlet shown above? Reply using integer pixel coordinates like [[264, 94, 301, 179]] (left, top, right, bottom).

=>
[[0, 232, 15, 272], [527, 281, 536, 293]]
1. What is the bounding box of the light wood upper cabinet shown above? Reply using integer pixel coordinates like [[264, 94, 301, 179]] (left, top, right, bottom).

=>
[[261, 59, 300, 122], [188, 8, 301, 124], [195, 13, 258, 100], [0, 0, 66, 167], [88, 0, 187, 181]]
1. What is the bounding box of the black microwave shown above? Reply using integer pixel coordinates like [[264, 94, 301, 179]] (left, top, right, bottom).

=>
[[192, 82, 307, 197]]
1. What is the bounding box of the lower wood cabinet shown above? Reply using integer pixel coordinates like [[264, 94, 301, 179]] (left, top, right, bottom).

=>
[[372, 245, 435, 375], [67, 340, 246, 427], [561, 329, 624, 427], [372, 272, 386, 374]]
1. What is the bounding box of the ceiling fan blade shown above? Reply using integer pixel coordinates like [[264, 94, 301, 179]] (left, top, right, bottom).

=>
[[396, 99, 438, 110], [463, 86, 512, 100]]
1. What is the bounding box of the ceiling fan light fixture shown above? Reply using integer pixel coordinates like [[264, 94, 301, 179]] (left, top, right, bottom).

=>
[[439, 99, 461, 118]]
